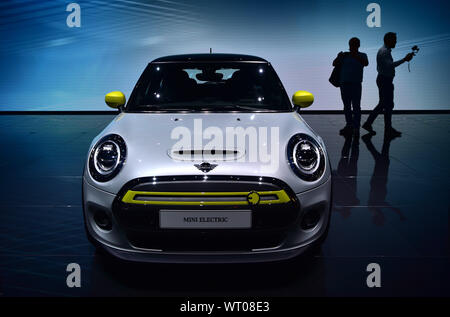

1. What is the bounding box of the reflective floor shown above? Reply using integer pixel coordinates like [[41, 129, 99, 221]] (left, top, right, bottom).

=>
[[0, 114, 449, 296]]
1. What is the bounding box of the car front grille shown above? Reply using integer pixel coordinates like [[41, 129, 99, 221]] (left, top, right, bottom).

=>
[[121, 189, 290, 206], [112, 175, 300, 251]]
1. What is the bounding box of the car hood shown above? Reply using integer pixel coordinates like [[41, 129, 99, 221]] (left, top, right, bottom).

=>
[[84, 112, 330, 194]]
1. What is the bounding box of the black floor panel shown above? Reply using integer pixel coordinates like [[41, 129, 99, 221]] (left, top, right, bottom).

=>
[[0, 114, 449, 296]]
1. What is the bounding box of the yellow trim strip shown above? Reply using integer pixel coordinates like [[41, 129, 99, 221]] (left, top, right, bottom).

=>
[[121, 190, 291, 206]]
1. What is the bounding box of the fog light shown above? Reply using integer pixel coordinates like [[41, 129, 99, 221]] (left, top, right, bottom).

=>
[[301, 209, 321, 230], [94, 209, 112, 231]]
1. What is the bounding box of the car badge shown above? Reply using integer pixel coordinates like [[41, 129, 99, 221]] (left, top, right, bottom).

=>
[[247, 191, 261, 205], [194, 162, 217, 173]]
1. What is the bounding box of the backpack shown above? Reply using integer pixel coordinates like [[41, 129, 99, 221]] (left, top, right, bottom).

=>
[[329, 64, 341, 87]]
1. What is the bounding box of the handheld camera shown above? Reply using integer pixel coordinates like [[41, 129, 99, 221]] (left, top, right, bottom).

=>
[[408, 45, 420, 72]]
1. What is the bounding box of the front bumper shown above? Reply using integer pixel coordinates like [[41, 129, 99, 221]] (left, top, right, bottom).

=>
[[83, 175, 331, 263]]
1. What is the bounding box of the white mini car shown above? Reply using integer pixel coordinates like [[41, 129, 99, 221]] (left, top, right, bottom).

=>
[[83, 54, 332, 263]]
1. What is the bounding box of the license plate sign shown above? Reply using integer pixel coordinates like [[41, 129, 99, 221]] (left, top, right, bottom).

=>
[[159, 210, 252, 229]]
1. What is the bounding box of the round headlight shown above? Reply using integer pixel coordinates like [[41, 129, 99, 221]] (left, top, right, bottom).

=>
[[89, 134, 126, 182], [287, 134, 325, 181], [94, 141, 120, 174]]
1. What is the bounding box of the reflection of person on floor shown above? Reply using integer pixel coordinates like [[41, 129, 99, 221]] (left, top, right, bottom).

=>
[[362, 133, 406, 226], [362, 32, 414, 137], [333, 37, 369, 136], [335, 133, 360, 219]]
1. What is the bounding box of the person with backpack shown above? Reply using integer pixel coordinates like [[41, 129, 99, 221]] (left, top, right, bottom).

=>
[[332, 37, 369, 136]]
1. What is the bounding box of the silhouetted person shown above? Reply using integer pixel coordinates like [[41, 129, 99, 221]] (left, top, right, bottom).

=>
[[362, 133, 406, 226], [362, 32, 414, 137], [334, 133, 360, 219], [333, 37, 369, 136]]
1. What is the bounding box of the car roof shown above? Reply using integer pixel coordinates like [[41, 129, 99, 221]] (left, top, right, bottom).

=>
[[151, 53, 268, 63]]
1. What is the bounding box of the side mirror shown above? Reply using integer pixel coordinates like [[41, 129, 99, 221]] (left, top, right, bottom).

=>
[[105, 91, 126, 109], [292, 90, 314, 109]]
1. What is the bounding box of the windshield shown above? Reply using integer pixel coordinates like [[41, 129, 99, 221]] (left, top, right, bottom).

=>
[[126, 62, 293, 112]]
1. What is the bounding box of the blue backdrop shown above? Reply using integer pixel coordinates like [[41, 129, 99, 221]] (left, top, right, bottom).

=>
[[1, 0, 449, 110]]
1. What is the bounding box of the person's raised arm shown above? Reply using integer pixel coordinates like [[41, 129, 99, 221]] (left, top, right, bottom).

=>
[[350, 51, 368, 66], [393, 52, 414, 67]]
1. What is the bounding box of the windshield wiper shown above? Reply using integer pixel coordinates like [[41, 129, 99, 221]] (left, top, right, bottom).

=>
[[134, 104, 277, 112], [221, 104, 275, 112], [135, 104, 197, 112]]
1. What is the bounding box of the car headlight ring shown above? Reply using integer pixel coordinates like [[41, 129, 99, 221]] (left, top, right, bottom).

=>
[[287, 134, 325, 181], [89, 134, 126, 182]]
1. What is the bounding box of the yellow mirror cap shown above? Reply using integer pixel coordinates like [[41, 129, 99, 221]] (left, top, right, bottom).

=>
[[292, 90, 314, 108], [105, 91, 126, 109]]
